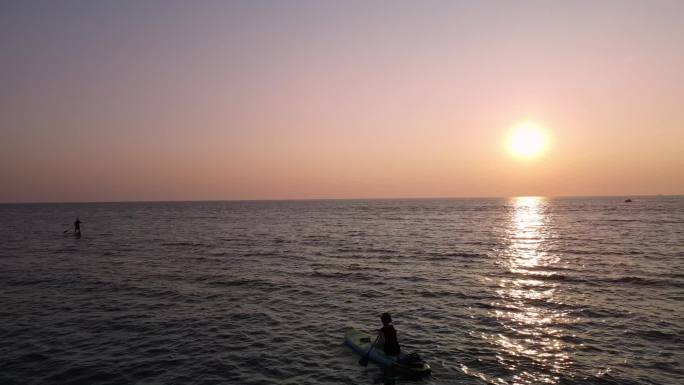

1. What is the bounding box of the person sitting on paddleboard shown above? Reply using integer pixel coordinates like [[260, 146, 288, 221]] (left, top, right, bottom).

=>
[[74, 217, 81, 235], [378, 312, 400, 356]]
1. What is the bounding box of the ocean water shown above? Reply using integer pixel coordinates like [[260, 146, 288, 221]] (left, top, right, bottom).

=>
[[1, 197, 682, 385]]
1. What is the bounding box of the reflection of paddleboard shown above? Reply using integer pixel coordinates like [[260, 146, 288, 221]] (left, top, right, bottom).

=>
[[344, 328, 431, 375]]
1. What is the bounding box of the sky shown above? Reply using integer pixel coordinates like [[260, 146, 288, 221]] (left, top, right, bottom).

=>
[[1, 0, 683, 202]]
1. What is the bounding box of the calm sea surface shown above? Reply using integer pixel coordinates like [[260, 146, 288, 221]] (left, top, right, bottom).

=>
[[1, 197, 683, 385]]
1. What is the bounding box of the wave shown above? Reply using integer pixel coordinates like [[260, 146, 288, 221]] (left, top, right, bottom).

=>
[[603, 276, 682, 288], [207, 278, 277, 289], [308, 270, 374, 280], [574, 307, 631, 319], [424, 252, 487, 261], [227, 311, 279, 326], [499, 269, 682, 289], [161, 241, 211, 248], [419, 289, 467, 298], [625, 329, 683, 344]]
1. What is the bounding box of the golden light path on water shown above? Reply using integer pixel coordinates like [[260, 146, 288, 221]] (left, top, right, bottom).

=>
[[491, 197, 573, 384]]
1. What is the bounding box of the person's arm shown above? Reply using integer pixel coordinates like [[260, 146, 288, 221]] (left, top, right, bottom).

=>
[[376, 329, 385, 347]]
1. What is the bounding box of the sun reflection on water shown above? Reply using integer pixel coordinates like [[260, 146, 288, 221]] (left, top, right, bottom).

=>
[[490, 197, 572, 385]]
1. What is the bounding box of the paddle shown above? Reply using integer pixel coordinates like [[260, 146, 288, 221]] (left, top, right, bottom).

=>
[[359, 332, 381, 367]]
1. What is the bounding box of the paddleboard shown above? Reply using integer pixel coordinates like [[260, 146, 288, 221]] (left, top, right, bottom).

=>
[[344, 328, 431, 375]]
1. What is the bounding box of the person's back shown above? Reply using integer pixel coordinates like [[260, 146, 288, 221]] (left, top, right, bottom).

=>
[[379, 313, 400, 356]]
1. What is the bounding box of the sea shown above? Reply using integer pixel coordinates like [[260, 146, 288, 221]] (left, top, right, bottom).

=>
[[1, 197, 682, 385]]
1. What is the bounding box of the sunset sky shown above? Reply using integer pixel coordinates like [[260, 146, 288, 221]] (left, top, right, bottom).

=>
[[1, 1, 683, 202]]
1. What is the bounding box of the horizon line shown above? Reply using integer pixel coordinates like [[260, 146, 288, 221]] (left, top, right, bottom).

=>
[[1, 194, 680, 205]]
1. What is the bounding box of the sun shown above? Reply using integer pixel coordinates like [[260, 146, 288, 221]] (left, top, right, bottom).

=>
[[506, 122, 549, 159]]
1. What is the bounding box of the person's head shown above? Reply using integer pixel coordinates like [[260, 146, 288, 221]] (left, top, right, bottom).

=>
[[380, 312, 392, 325]]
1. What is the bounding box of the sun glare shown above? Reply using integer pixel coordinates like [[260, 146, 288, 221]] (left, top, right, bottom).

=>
[[507, 122, 548, 159]]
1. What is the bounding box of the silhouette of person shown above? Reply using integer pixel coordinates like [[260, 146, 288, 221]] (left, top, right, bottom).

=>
[[74, 218, 81, 235], [378, 312, 400, 356]]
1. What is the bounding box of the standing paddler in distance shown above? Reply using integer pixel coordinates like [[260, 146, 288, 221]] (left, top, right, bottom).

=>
[[73, 217, 81, 236]]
